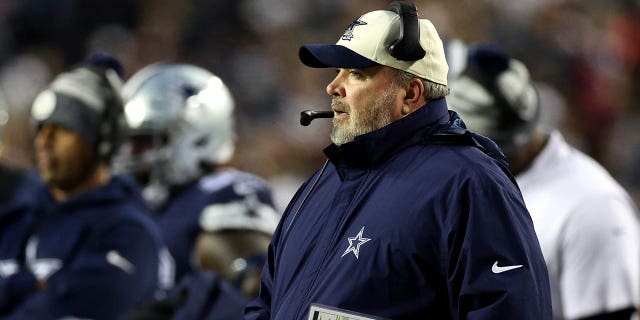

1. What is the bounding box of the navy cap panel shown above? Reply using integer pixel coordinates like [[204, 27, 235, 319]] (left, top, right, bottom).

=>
[[299, 44, 379, 69]]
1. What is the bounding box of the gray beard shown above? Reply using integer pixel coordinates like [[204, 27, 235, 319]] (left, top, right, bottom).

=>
[[330, 87, 397, 146]]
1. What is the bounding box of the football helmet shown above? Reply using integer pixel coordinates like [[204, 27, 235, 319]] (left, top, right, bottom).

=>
[[446, 42, 540, 157], [115, 63, 236, 202]]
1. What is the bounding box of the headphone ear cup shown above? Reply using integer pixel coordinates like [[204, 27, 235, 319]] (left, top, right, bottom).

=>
[[96, 68, 125, 162], [386, 1, 426, 61], [98, 104, 125, 161]]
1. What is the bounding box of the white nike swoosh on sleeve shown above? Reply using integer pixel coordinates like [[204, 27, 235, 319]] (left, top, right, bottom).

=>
[[491, 261, 523, 273]]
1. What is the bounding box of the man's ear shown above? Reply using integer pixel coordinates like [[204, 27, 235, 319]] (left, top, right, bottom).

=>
[[402, 78, 425, 115]]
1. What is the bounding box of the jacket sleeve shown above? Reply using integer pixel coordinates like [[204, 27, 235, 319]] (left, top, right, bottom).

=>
[[5, 221, 161, 320], [445, 171, 552, 319]]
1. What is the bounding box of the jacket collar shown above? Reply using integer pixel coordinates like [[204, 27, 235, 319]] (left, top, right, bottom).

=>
[[324, 98, 449, 170], [36, 175, 136, 212]]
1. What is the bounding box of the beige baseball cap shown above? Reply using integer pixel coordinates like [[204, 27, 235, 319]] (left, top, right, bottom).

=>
[[299, 8, 449, 85]]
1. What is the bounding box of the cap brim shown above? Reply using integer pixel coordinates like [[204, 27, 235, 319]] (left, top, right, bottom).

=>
[[299, 44, 379, 68]]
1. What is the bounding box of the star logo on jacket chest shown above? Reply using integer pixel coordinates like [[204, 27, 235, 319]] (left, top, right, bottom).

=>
[[341, 226, 371, 259]]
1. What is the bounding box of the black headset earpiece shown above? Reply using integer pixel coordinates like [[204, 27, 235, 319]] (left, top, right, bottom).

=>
[[92, 66, 125, 162], [386, 1, 426, 61]]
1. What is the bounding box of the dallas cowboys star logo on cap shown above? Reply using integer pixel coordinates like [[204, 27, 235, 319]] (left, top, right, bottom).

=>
[[341, 226, 371, 259], [341, 18, 367, 41]]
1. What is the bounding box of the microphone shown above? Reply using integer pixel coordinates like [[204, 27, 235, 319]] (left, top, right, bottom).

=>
[[300, 110, 334, 126]]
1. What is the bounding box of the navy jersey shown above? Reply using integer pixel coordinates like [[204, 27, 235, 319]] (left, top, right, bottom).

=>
[[154, 169, 278, 282], [2, 176, 164, 320], [246, 99, 552, 319]]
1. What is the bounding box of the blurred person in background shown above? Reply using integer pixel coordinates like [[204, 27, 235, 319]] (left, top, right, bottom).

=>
[[447, 42, 640, 320], [246, 2, 552, 319], [0, 54, 169, 320], [114, 63, 280, 319], [0, 88, 43, 314]]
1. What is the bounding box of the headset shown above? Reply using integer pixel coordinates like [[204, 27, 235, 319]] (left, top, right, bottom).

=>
[[386, 1, 426, 62], [92, 66, 125, 162], [74, 53, 126, 163]]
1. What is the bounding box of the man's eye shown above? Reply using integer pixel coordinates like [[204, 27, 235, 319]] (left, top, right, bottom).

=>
[[349, 70, 364, 78]]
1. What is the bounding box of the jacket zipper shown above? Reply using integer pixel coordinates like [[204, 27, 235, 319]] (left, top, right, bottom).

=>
[[292, 170, 370, 319]]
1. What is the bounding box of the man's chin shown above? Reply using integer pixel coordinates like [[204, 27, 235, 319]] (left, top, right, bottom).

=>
[[330, 126, 355, 146]]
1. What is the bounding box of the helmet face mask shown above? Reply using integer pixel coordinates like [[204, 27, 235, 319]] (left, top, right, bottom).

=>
[[114, 64, 236, 198], [121, 132, 170, 184]]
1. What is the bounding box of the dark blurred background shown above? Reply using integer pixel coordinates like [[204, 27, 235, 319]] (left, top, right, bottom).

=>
[[0, 0, 639, 210]]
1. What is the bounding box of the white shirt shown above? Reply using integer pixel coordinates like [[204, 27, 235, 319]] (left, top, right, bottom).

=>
[[517, 130, 640, 320]]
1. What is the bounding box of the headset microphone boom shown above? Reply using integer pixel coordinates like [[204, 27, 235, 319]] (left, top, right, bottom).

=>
[[299, 109, 333, 126]]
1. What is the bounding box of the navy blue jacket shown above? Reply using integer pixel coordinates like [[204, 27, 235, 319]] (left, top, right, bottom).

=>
[[2, 176, 164, 320], [245, 99, 552, 319]]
